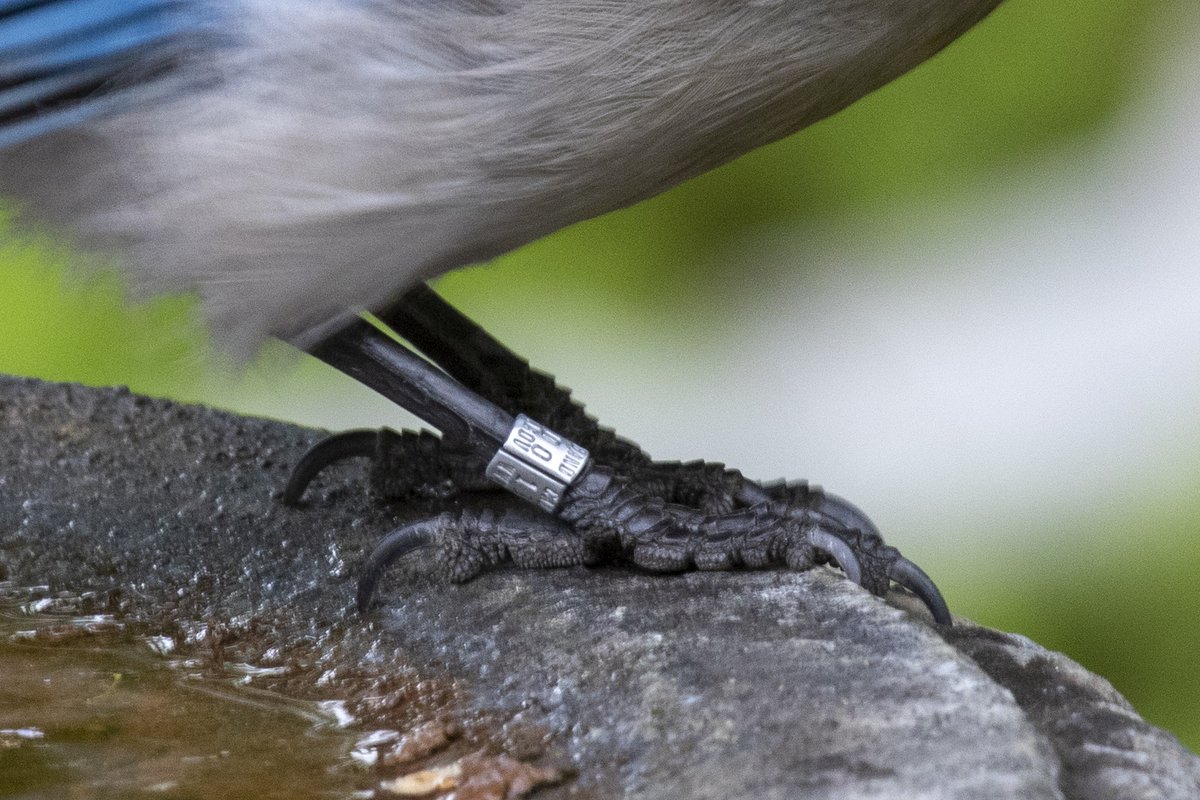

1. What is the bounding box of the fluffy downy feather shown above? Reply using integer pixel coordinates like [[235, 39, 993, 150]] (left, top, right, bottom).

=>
[[0, 0, 1002, 354]]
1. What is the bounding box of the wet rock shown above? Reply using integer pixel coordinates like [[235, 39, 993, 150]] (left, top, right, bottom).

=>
[[1, 375, 1197, 799]]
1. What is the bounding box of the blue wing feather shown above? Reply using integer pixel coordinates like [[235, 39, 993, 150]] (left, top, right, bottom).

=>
[[0, 0, 221, 146], [0, 0, 182, 53], [0, 60, 113, 115]]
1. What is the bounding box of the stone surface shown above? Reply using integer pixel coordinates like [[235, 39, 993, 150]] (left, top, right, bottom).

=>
[[1, 375, 1197, 799]]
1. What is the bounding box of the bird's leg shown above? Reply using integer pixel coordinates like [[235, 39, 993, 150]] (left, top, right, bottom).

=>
[[285, 284, 737, 509], [374, 287, 915, 523], [377, 285, 753, 513], [376, 284, 650, 468], [296, 316, 951, 624], [288, 283, 825, 515]]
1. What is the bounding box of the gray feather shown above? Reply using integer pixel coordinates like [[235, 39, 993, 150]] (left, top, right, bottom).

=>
[[0, 0, 1001, 354]]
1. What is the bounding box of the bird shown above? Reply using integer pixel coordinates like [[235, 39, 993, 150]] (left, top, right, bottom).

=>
[[0, 0, 1005, 624]]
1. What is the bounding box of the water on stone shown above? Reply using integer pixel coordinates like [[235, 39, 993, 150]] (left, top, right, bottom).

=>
[[0, 582, 370, 799]]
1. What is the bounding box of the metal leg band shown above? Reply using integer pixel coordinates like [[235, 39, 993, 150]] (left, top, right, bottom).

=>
[[485, 414, 590, 512]]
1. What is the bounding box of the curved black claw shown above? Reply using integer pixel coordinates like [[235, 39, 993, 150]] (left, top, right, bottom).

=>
[[808, 529, 863, 585], [356, 521, 436, 612], [887, 557, 952, 626], [811, 492, 881, 540], [282, 429, 379, 506]]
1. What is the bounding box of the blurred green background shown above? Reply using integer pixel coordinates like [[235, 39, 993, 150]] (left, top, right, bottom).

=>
[[3, 0, 1198, 754]]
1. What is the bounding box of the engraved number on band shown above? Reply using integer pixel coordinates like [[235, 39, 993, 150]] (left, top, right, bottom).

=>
[[485, 415, 590, 513]]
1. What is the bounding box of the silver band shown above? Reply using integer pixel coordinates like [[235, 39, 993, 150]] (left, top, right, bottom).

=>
[[485, 414, 591, 512]]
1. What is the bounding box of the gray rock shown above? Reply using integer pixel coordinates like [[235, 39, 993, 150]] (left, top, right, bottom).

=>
[[1, 375, 1196, 799], [948, 625, 1200, 800]]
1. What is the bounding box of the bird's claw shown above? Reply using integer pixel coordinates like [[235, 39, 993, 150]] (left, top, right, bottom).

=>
[[282, 429, 378, 505], [356, 520, 437, 612], [887, 556, 952, 625], [807, 513, 949, 625], [807, 528, 863, 585]]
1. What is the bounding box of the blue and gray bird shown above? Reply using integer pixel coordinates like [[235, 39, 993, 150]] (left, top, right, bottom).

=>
[[0, 0, 1005, 622]]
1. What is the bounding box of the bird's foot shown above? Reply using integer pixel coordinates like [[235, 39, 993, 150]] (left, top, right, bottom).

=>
[[284, 428, 951, 624], [556, 462, 951, 624], [290, 286, 950, 624]]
